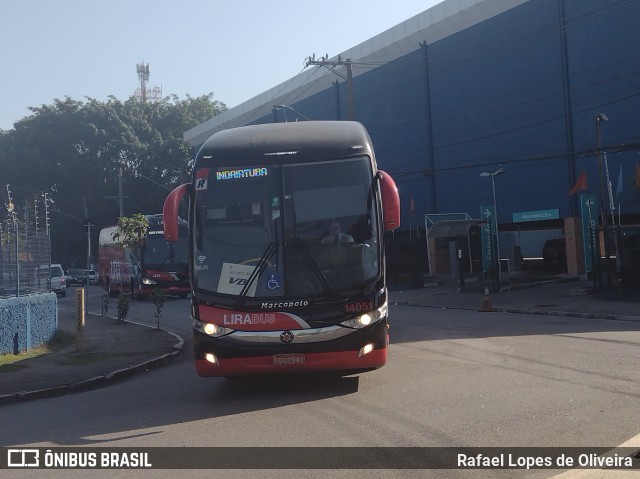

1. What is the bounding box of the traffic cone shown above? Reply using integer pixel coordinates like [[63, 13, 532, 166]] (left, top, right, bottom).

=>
[[480, 286, 493, 312]]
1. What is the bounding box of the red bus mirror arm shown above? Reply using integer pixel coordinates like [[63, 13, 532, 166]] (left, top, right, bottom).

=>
[[163, 183, 191, 242], [378, 170, 400, 230]]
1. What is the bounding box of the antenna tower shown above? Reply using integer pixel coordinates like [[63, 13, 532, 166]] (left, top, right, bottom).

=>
[[135, 62, 162, 102]]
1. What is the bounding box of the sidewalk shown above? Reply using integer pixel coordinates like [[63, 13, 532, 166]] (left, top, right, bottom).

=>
[[0, 308, 184, 404], [2, 270, 639, 404], [389, 271, 640, 322]]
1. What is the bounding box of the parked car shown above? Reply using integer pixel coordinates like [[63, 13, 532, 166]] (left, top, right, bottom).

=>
[[66, 268, 97, 286], [542, 239, 566, 265], [37, 264, 67, 297], [66, 268, 86, 286]]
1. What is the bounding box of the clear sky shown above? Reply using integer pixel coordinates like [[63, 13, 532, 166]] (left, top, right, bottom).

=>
[[1, 0, 444, 131]]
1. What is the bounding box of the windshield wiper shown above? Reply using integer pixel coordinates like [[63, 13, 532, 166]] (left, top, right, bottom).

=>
[[293, 237, 336, 299], [235, 241, 278, 308]]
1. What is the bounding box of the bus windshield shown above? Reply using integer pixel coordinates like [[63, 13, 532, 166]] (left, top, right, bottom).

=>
[[193, 156, 380, 300], [142, 228, 189, 271]]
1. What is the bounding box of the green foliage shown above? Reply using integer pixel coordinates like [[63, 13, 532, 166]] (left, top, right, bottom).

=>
[[111, 213, 150, 249], [0, 94, 226, 266], [150, 287, 165, 330], [116, 293, 130, 323]]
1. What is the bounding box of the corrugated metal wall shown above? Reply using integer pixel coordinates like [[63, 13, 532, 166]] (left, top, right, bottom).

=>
[[192, 0, 640, 231]]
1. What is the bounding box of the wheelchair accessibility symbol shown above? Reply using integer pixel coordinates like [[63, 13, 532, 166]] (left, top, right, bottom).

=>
[[267, 274, 281, 290]]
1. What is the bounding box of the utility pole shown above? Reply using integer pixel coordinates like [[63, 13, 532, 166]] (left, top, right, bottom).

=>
[[83, 217, 95, 303], [118, 168, 124, 218], [6, 185, 19, 296], [83, 196, 89, 220], [595, 113, 611, 289], [106, 168, 127, 218], [42, 192, 52, 290], [42, 192, 51, 237], [304, 54, 355, 120], [34, 199, 39, 234], [24, 201, 28, 240]]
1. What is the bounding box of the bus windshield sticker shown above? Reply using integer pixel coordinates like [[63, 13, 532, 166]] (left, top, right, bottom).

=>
[[217, 262, 258, 297], [266, 273, 282, 291], [195, 168, 210, 190], [216, 167, 268, 181], [195, 255, 209, 271]]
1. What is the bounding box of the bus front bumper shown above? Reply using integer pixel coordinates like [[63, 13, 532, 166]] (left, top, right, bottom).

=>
[[193, 319, 388, 377]]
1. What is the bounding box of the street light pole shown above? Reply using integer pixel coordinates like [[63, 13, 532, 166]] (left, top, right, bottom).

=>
[[595, 112, 610, 289], [272, 104, 311, 122], [481, 168, 506, 284]]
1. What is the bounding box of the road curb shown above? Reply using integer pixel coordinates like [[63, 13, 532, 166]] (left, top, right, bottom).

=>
[[499, 275, 580, 293], [0, 321, 184, 405], [395, 301, 640, 323], [495, 307, 640, 323]]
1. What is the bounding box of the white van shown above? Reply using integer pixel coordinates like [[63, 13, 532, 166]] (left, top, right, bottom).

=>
[[37, 264, 67, 297]]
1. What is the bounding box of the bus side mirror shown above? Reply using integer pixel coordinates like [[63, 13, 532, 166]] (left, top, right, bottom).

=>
[[163, 183, 191, 242], [378, 170, 400, 231]]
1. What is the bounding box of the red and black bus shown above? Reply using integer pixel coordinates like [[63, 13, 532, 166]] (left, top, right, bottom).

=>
[[163, 121, 399, 377], [98, 214, 189, 299]]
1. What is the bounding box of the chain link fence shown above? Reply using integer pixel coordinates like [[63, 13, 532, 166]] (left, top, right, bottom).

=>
[[0, 221, 52, 299]]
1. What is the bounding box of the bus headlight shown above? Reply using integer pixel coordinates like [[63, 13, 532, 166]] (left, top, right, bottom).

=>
[[205, 353, 219, 365], [358, 343, 375, 357], [340, 301, 388, 329], [142, 278, 157, 285], [193, 319, 233, 337]]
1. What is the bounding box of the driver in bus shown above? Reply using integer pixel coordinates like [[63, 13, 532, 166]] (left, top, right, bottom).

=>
[[321, 221, 354, 244]]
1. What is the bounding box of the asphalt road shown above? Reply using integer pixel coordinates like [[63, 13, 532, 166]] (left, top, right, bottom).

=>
[[2, 294, 640, 479]]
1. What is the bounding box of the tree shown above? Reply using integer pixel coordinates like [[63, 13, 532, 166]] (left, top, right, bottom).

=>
[[150, 287, 165, 330], [111, 213, 149, 324], [116, 292, 130, 324], [111, 213, 149, 249], [0, 93, 225, 267]]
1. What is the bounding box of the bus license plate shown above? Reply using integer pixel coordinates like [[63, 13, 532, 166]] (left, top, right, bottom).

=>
[[273, 353, 305, 365]]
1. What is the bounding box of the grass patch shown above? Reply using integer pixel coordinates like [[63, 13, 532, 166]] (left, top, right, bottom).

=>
[[0, 330, 75, 369]]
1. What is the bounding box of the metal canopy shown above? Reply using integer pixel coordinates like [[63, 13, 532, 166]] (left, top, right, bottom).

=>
[[427, 219, 479, 238]]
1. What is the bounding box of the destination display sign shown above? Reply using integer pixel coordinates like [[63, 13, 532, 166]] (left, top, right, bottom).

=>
[[512, 209, 559, 223]]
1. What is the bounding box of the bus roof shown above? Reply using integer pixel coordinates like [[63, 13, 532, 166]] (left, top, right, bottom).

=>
[[195, 121, 375, 167]]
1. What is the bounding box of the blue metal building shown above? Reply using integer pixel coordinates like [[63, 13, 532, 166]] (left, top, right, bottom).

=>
[[185, 0, 640, 274]]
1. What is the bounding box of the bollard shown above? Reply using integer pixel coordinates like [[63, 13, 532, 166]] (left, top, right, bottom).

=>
[[479, 286, 493, 312], [457, 249, 465, 289], [101, 294, 109, 317], [76, 288, 85, 353]]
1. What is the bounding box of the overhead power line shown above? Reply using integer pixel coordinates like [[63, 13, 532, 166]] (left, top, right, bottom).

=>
[[304, 54, 355, 120]]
